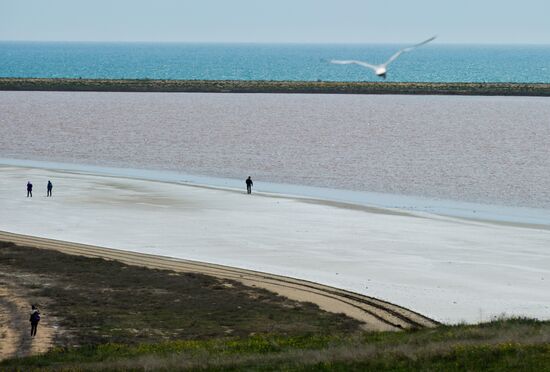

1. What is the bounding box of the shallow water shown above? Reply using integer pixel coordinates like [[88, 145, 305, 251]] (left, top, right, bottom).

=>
[[1, 91, 550, 211]]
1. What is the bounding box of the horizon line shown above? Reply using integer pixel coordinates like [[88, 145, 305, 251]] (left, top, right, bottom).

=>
[[1, 39, 549, 46]]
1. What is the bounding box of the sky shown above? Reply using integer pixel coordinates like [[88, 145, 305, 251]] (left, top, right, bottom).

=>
[[1, 0, 549, 44]]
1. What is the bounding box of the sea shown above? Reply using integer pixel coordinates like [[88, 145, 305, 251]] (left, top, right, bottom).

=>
[[1, 42, 549, 224], [0, 42, 549, 82]]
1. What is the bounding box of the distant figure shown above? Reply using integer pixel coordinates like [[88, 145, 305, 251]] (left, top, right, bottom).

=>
[[29, 305, 40, 337], [246, 176, 253, 194], [26, 181, 33, 198], [47, 180, 53, 197]]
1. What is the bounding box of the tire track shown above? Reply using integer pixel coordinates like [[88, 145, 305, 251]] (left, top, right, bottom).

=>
[[0, 231, 439, 332]]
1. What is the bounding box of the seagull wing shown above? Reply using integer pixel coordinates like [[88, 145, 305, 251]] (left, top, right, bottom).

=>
[[383, 36, 437, 66], [331, 60, 378, 72]]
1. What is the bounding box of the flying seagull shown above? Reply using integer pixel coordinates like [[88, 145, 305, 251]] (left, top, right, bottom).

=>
[[331, 36, 436, 79]]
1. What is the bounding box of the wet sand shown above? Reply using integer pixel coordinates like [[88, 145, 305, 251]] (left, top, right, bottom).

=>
[[1, 166, 549, 324]]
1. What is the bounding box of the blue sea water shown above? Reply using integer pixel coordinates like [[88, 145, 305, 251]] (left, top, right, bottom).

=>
[[0, 41, 549, 82]]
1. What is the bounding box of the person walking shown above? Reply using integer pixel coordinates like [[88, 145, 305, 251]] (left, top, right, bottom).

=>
[[29, 304, 40, 337], [245, 176, 253, 194], [26, 181, 33, 197], [47, 180, 53, 197]]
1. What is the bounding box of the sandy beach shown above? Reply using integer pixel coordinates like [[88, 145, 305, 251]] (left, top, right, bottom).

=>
[[1, 165, 549, 324]]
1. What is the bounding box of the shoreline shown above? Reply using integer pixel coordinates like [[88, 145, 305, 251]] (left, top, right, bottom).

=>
[[1, 158, 549, 228], [1, 164, 550, 323], [1, 78, 550, 96]]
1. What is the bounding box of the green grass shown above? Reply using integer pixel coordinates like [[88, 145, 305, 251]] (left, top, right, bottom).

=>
[[1, 78, 549, 96], [2, 319, 549, 371], [2, 241, 549, 371]]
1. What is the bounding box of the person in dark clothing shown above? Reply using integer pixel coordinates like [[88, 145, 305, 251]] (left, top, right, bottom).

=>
[[29, 305, 40, 337], [27, 181, 33, 197], [47, 180, 53, 197], [246, 176, 253, 194]]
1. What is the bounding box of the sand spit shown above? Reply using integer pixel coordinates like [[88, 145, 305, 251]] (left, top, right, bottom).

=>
[[1, 78, 549, 96]]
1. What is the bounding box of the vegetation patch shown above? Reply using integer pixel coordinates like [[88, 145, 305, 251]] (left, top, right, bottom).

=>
[[0, 241, 359, 348], [1, 78, 549, 96], [2, 320, 550, 370]]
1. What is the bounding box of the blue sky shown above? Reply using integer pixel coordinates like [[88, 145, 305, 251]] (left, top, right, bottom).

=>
[[1, 0, 549, 44]]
